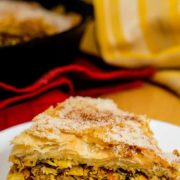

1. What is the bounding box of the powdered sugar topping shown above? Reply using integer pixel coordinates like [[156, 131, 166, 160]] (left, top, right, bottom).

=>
[[28, 97, 160, 153]]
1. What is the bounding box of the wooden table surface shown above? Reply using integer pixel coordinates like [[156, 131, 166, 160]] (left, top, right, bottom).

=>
[[102, 83, 180, 126]]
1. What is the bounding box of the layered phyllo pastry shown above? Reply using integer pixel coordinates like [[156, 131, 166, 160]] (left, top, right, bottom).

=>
[[0, 1, 81, 46], [8, 97, 180, 179]]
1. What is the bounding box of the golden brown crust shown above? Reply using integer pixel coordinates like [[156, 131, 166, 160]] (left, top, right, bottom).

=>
[[9, 97, 180, 178]]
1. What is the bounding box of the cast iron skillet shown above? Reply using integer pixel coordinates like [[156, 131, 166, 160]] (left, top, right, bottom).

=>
[[0, 0, 92, 87]]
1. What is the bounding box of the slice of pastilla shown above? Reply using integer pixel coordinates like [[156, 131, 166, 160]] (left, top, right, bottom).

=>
[[7, 97, 180, 180]]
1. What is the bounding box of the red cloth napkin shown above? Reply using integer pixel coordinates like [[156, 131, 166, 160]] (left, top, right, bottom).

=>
[[0, 59, 155, 130]]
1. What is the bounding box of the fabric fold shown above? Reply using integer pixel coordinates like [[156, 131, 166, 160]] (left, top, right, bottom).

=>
[[0, 59, 154, 130]]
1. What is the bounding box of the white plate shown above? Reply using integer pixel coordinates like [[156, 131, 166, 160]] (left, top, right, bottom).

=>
[[0, 120, 180, 180]]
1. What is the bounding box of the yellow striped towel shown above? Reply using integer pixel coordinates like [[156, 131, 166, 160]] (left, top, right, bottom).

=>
[[92, 0, 180, 68], [80, 0, 180, 96]]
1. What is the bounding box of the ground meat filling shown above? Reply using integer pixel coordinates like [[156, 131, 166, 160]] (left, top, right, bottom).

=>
[[9, 159, 166, 180]]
